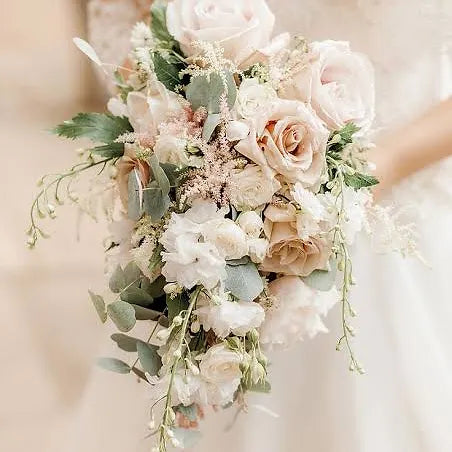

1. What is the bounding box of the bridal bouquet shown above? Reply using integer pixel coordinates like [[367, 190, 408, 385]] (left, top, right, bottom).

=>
[[27, 1, 415, 450]]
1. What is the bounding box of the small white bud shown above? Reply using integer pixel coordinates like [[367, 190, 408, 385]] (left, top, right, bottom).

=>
[[173, 349, 182, 359], [190, 320, 200, 334], [172, 315, 183, 327], [164, 283, 179, 294]]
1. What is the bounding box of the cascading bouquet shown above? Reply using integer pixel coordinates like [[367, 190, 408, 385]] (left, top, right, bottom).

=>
[[27, 0, 417, 450]]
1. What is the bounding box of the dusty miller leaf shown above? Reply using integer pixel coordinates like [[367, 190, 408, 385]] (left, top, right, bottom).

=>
[[344, 172, 379, 190], [202, 113, 221, 142], [225, 262, 264, 302], [107, 300, 137, 332], [128, 169, 143, 221]]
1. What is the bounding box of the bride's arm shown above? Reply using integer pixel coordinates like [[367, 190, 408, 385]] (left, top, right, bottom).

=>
[[370, 98, 452, 199]]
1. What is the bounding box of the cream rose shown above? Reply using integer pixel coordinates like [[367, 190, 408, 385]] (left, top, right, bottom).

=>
[[236, 78, 277, 133], [229, 164, 280, 210], [166, 0, 275, 65], [199, 343, 242, 384], [202, 218, 249, 260], [237, 211, 264, 238], [281, 41, 375, 131], [236, 100, 329, 188], [260, 204, 331, 276]]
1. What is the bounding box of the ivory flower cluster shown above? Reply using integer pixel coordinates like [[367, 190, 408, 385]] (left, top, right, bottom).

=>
[[28, 1, 390, 450]]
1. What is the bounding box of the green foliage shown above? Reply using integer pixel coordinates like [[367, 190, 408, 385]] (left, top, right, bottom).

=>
[[89, 143, 125, 158], [52, 113, 132, 144], [186, 72, 237, 114], [344, 172, 379, 190], [327, 123, 361, 154], [249, 380, 272, 393], [97, 357, 131, 374], [225, 262, 264, 302], [167, 294, 188, 323], [150, 0, 175, 45], [132, 305, 164, 322], [109, 263, 142, 294], [88, 291, 107, 323], [107, 300, 137, 332], [137, 342, 162, 376], [151, 52, 183, 92]]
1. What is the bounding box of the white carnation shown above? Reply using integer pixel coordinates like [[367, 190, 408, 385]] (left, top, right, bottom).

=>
[[259, 276, 339, 350], [195, 297, 265, 338], [131, 22, 153, 49], [248, 238, 269, 264]]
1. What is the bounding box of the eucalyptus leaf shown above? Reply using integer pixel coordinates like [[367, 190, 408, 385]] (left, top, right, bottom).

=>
[[147, 275, 166, 299], [109, 265, 126, 293], [149, 154, 170, 195], [111, 333, 144, 352], [88, 290, 107, 323], [137, 342, 162, 376], [132, 305, 164, 322], [202, 113, 221, 142], [143, 187, 171, 221], [107, 300, 137, 332], [226, 257, 251, 267], [302, 266, 337, 292], [123, 262, 143, 286], [225, 262, 264, 302], [120, 287, 154, 306], [97, 357, 131, 374], [186, 72, 237, 114], [128, 169, 143, 221], [160, 163, 180, 187]]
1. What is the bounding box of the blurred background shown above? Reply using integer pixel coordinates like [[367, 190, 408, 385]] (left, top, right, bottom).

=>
[[0, 1, 107, 450]]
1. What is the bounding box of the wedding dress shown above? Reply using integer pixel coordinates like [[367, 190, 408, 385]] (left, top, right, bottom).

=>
[[63, 1, 452, 451]]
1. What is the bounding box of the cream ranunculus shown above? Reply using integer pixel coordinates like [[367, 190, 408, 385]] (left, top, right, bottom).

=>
[[202, 218, 249, 260], [166, 0, 275, 65], [236, 100, 329, 188], [260, 204, 331, 276], [281, 41, 375, 132], [259, 276, 339, 350], [229, 164, 281, 210]]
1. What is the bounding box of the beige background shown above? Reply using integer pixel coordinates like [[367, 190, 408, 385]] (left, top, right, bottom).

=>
[[0, 1, 107, 450]]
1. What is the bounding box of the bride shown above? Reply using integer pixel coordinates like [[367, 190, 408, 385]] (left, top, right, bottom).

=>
[[64, 1, 452, 451]]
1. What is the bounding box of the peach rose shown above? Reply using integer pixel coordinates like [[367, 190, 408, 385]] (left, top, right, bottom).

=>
[[236, 100, 328, 188], [260, 204, 330, 276]]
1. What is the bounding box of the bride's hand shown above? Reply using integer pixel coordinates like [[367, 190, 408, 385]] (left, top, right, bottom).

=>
[[368, 98, 452, 201]]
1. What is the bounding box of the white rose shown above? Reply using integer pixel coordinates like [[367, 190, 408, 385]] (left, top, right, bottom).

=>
[[248, 237, 269, 263], [281, 41, 375, 131], [259, 276, 339, 350], [237, 211, 264, 238], [199, 343, 242, 384], [154, 134, 202, 168], [236, 79, 277, 134], [195, 298, 265, 338], [229, 164, 280, 210], [166, 0, 275, 65], [202, 219, 249, 260]]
